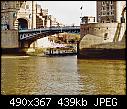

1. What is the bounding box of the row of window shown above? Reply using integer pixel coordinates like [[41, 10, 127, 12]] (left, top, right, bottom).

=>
[[1, 15, 9, 21], [102, 6, 114, 10], [1, 2, 29, 10], [99, 11, 114, 16], [1, 2, 8, 9], [102, 1, 113, 5]]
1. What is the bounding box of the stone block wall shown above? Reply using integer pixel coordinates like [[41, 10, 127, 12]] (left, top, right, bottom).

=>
[[80, 23, 126, 49], [79, 34, 103, 49], [1, 30, 19, 48]]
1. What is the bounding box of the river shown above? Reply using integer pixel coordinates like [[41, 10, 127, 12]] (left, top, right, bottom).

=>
[[1, 55, 126, 95]]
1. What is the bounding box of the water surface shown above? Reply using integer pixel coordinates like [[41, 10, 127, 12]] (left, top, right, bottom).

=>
[[1, 55, 126, 95]]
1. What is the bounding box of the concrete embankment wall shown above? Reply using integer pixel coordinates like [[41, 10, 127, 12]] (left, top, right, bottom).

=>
[[1, 30, 19, 48], [78, 48, 125, 60]]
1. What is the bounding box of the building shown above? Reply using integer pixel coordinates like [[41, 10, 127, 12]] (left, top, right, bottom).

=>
[[81, 16, 95, 24], [97, 1, 126, 23], [80, 1, 126, 48], [36, 5, 63, 28], [48, 15, 63, 27], [1, 1, 64, 30], [36, 4, 49, 28], [1, 1, 37, 30]]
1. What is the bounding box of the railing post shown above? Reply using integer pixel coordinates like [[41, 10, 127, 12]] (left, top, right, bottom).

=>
[[61, 27, 62, 32]]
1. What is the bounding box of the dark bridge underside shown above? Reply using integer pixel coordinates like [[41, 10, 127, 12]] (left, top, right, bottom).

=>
[[19, 26, 80, 48]]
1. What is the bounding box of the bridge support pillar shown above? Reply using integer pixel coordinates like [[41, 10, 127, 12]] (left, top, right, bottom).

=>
[[1, 30, 25, 54]]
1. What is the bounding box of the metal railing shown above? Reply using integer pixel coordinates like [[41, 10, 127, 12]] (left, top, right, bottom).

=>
[[19, 26, 80, 40], [19, 26, 80, 33]]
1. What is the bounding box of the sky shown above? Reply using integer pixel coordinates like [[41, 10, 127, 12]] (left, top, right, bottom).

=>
[[37, 1, 96, 26]]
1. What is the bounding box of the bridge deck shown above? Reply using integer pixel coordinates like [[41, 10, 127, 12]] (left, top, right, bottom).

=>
[[19, 26, 80, 41]]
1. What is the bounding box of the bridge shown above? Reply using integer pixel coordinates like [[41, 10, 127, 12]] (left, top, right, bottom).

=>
[[19, 26, 80, 40], [18, 26, 80, 48]]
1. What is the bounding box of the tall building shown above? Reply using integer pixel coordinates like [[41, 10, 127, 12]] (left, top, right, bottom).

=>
[[97, 1, 126, 23]]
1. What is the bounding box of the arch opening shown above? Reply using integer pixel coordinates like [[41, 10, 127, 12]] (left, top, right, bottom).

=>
[[121, 7, 126, 23], [18, 18, 28, 30]]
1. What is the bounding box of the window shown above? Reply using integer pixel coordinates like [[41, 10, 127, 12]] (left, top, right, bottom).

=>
[[26, 5, 29, 9], [103, 12, 105, 15], [101, 12, 102, 15], [16, 3, 19, 8], [5, 2, 7, 6], [107, 12, 109, 15], [111, 12, 113, 15], [13, 13, 16, 18], [20, 2, 23, 7], [110, 1, 113, 4], [102, 1, 105, 5], [102, 7, 105, 10], [111, 6, 112, 10], [5, 16, 7, 20], [2, 2, 7, 9], [104, 33, 108, 40], [107, 6, 109, 10], [29, 14, 32, 18], [94, 17, 95, 22]]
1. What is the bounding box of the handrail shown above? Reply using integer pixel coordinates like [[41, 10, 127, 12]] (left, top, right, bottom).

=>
[[19, 26, 80, 33]]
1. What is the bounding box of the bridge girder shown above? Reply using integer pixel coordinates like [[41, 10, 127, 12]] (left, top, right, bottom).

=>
[[19, 26, 80, 41], [18, 26, 80, 48]]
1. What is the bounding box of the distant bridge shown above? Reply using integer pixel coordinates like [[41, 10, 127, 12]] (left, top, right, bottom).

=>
[[19, 26, 80, 41]]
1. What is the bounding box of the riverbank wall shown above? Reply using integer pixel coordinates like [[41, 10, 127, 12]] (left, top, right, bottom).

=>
[[78, 23, 126, 59], [78, 48, 125, 60]]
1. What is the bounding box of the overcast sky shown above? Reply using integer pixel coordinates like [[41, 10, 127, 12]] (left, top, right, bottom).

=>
[[37, 1, 96, 26]]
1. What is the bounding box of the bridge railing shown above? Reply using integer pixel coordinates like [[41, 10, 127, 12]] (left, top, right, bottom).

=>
[[19, 26, 80, 33], [19, 26, 80, 40]]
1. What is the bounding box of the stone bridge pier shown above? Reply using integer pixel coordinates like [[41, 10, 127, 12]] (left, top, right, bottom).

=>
[[79, 23, 126, 49], [1, 30, 36, 54], [1, 30, 24, 54]]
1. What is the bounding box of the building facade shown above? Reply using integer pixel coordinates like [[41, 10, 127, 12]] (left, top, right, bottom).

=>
[[1, 1, 64, 30], [36, 4, 49, 28], [97, 1, 126, 23], [1, 1, 37, 30]]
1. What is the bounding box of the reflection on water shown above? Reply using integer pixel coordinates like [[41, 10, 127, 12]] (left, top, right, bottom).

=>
[[77, 59, 126, 95], [1, 55, 126, 95]]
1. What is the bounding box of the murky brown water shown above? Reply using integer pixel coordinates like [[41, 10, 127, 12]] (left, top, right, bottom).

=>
[[1, 55, 126, 95]]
